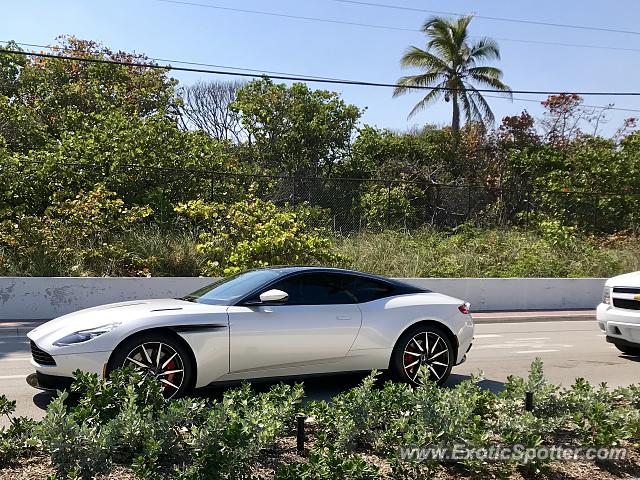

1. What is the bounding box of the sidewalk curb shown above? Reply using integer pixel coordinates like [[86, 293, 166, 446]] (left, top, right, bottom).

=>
[[0, 327, 36, 337]]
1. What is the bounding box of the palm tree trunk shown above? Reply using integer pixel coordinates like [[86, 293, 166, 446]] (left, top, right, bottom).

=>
[[451, 92, 460, 139]]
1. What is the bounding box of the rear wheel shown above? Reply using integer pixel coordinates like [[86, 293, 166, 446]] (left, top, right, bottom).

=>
[[614, 343, 640, 356], [390, 324, 454, 386], [108, 332, 194, 399]]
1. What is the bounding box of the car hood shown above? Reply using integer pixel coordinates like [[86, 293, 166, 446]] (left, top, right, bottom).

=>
[[605, 271, 640, 288], [28, 299, 228, 349]]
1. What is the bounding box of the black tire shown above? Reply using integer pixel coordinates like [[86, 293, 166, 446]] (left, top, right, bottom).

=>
[[390, 324, 455, 386], [614, 343, 640, 356], [108, 331, 194, 399]]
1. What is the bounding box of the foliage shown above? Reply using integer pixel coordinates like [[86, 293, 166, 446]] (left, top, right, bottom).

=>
[[1, 36, 640, 279], [181, 382, 303, 479], [0, 395, 38, 466], [2, 362, 640, 478], [35, 368, 303, 479], [175, 196, 344, 275], [336, 227, 638, 279], [232, 77, 362, 176], [345, 125, 454, 182], [359, 182, 424, 230], [275, 449, 379, 480], [0, 184, 152, 276]]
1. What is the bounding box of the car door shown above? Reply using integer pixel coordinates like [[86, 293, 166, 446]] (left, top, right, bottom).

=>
[[227, 272, 363, 374]]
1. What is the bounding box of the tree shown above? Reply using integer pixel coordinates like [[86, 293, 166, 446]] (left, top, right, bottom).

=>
[[1, 36, 179, 147], [231, 78, 362, 176], [393, 15, 512, 138], [179, 80, 246, 142], [347, 125, 454, 183], [540, 93, 612, 148]]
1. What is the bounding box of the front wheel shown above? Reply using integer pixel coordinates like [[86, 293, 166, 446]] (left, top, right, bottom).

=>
[[108, 332, 194, 399], [390, 325, 454, 386]]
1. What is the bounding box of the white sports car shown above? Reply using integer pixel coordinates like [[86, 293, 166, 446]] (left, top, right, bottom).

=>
[[27, 267, 474, 397]]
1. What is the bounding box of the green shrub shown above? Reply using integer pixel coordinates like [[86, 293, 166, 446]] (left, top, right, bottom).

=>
[[359, 182, 424, 230], [275, 448, 379, 480], [3, 361, 640, 478], [179, 382, 303, 479], [0, 184, 152, 276], [0, 395, 38, 466], [175, 196, 344, 275], [114, 226, 206, 277]]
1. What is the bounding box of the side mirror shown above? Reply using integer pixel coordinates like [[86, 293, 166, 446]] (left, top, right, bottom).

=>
[[259, 289, 289, 304]]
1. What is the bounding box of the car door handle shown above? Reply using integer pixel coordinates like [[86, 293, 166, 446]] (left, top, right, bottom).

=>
[[336, 316, 352, 321]]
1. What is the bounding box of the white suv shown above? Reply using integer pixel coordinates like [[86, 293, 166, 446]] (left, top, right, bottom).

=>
[[597, 271, 640, 356]]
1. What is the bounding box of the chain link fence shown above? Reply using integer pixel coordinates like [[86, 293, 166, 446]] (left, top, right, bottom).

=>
[[10, 162, 640, 233]]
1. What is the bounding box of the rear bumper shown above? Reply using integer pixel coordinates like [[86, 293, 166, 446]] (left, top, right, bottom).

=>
[[26, 371, 74, 391]]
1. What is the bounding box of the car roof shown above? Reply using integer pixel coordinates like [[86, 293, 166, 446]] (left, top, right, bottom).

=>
[[254, 266, 427, 289], [259, 265, 378, 276]]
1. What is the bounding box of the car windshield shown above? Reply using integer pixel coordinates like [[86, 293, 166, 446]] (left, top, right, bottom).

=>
[[183, 269, 283, 305]]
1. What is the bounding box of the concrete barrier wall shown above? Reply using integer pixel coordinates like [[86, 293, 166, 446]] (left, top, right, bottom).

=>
[[0, 276, 606, 320], [400, 278, 606, 312]]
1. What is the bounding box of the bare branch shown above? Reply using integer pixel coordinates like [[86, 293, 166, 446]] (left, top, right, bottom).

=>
[[178, 80, 247, 142]]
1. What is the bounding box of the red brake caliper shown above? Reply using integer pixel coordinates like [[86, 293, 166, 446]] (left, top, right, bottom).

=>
[[165, 360, 176, 389]]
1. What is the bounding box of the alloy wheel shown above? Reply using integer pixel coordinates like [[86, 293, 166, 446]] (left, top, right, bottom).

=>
[[122, 342, 185, 398], [402, 331, 450, 382]]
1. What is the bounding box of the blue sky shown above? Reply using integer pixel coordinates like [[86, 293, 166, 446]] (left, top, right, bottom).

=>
[[4, 0, 640, 135]]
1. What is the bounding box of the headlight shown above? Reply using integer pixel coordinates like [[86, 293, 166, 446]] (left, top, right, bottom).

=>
[[53, 323, 121, 347], [602, 286, 612, 305]]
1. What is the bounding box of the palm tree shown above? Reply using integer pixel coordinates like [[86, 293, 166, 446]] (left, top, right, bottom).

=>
[[393, 15, 512, 138]]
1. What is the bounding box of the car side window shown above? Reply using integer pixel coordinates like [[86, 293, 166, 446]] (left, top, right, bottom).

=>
[[349, 276, 395, 303], [269, 273, 357, 305]]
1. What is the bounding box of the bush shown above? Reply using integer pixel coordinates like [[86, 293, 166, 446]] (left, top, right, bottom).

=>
[[35, 369, 303, 479], [175, 196, 344, 275], [0, 184, 152, 276], [0, 395, 38, 466], [2, 362, 640, 478], [359, 182, 424, 230]]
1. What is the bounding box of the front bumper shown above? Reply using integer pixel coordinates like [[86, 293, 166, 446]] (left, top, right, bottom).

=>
[[606, 336, 640, 349], [27, 341, 110, 391], [26, 372, 74, 391], [597, 302, 640, 347]]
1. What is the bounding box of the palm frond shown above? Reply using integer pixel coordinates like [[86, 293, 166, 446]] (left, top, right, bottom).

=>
[[423, 17, 459, 63], [399, 46, 451, 73], [468, 37, 501, 63], [393, 72, 444, 97], [452, 15, 473, 50], [407, 85, 445, 118], [466, 83, 496, 124], [467, 69, 513, 99], [458, 91, 483, 125]]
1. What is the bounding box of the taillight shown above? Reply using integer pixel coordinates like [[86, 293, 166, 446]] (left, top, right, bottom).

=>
[[458, 302, 470, 315]]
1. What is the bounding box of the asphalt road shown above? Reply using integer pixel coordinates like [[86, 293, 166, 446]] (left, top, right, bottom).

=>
[[1, 318, 638, 426]]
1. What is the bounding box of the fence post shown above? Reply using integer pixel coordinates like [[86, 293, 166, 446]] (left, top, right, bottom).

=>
[[592, 193, 599, 234], [292, 176, 297, 206], [386, 181, 392, 229], [525, 190, 531, 229], [210, 172, 215, 202]]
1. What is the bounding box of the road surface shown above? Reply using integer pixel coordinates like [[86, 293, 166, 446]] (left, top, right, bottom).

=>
[[1, 318, 638, 425]]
